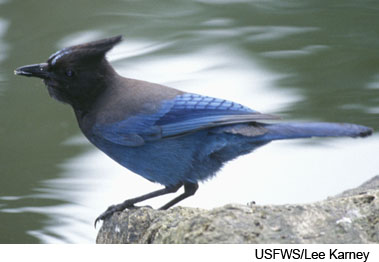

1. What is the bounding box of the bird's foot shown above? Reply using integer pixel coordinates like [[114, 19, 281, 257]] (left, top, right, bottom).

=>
[[94, 202, 136, 228]]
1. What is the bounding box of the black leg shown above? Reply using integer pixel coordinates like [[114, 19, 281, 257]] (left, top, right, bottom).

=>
[[159, 182, 199, 210], [94, 183, 182, 227]]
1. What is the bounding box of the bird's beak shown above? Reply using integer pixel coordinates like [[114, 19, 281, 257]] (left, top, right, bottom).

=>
[[14, 63, 49, 79]]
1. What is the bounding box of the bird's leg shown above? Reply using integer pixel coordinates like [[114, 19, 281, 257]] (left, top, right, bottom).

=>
[[95, 183, 182, 227], [159, 182, 199, 210]]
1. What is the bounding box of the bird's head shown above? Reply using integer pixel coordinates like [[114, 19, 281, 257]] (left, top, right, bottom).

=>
[[15, 35, 123, 110]]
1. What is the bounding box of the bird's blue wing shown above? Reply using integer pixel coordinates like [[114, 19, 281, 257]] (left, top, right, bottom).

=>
[[92, 93, 276, 146], [92, 113, 164, 146], [156, 93, 276, 137]]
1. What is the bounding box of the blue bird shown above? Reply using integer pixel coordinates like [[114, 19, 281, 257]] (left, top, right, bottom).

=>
[[14, 35, 373, 226]]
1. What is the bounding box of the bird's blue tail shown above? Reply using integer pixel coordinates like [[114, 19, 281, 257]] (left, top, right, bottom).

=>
[[261, 122, 373, 141]]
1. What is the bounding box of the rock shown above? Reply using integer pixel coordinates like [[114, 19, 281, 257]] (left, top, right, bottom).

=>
[[96, 176, 379, 244]]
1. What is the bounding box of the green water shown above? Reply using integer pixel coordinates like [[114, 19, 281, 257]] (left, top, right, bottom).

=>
[[0, 0, 378, 243]]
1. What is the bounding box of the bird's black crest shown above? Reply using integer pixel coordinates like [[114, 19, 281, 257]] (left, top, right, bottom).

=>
[[48, 35, 123, 65]]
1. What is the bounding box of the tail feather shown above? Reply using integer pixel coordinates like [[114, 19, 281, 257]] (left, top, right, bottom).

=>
[[262, 122, 373, 141]]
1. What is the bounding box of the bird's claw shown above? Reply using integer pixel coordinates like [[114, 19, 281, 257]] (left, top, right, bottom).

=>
[[94, 204, 119, 228], [94, 203, 138, 228]]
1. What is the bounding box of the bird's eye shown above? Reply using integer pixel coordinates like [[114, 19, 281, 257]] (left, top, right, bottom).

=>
[[65, 69, 75, 77]]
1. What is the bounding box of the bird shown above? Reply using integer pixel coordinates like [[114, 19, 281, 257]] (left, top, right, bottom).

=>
[[15, 35, 373, 227]]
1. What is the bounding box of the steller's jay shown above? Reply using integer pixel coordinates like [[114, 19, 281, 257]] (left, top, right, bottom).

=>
[[15, 35, 373, 226]]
